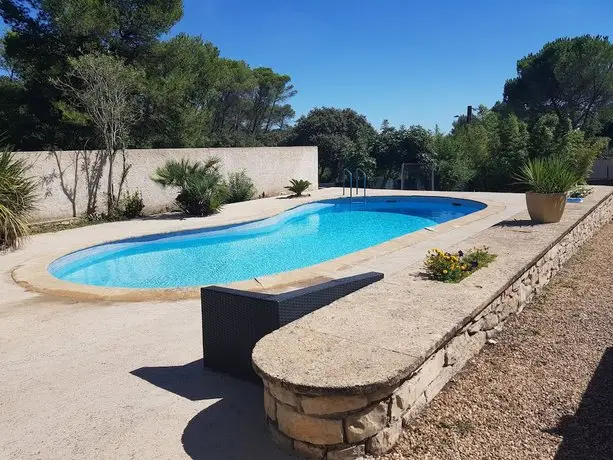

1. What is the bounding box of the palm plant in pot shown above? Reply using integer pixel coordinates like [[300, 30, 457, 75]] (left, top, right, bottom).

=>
[[515, 156, 580, 223]]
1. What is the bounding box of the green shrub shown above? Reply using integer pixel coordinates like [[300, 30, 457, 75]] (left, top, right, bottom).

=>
[[226, 170, 256, 203], [424, 247, 497, 283], [285, 179, 311, 197], [514, 156, 580, 194], [177, 173, 227, 216], [118, 190, 145, 219], [152, 157, 226, 216], [0, 148, 37, 250]]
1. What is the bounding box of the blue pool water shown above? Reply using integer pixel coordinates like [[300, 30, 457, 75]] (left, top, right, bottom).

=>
[[49, 196, 485, 288]]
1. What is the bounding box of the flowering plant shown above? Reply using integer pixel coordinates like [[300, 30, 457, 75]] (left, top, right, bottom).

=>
[[424, 247, 496, 283]]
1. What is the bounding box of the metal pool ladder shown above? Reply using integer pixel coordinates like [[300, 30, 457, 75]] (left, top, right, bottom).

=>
[[343, 169, 353, 204], [355, 168, 367, 204]]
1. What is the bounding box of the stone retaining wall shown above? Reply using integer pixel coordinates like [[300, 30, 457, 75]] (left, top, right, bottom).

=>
[[258, 194, 613, 459]]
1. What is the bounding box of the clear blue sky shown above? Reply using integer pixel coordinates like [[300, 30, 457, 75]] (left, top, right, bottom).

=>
[[172, 0, 613, 131]]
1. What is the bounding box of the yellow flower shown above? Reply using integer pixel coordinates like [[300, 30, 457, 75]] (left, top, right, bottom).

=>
[[443, 269, 448, 274]]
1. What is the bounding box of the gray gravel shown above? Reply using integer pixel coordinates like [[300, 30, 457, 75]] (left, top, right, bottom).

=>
[[380, 221, 613, 460]]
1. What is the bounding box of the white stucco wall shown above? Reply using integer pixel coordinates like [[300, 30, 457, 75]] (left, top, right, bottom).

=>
[[17, 146, 318, 221]]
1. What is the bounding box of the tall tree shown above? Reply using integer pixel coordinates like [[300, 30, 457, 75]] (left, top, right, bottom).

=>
[[136, 34, 220, 148], [372, 122, 436, 184], [288, 107, 377, 182], [247, 67, 296, 135], [55, 53, 143, 213], [0, 0, 182, 149], [504, 35, 613, 132]]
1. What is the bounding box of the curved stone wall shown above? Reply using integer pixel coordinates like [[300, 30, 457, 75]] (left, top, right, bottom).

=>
[[254, 191, 613, 458]]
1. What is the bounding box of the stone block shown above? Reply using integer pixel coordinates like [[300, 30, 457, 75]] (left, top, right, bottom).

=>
[[276, 403, 344, 445], [390, 394, 402, 422], [269, 382, 300, 408], [264, 388, 276, 421], [401, 394, 427, 427], [301, 394, 368, 416], [345, 401, 388, 443], [473, 304, 492, 321], [366, 420, 403, 455], [497, 296, 518, 321], [294, 440, 326, 459], [481, 312, 499, 331], [518, 282, 532, 305], [327, 444, 365, 460], [467, 319, 484, 335], [267, 421, 293, 451], [446, 331, 485, 368], [394, 349, 444, 410], [445, 333, 467, 366], [424, 365, 455, 402]]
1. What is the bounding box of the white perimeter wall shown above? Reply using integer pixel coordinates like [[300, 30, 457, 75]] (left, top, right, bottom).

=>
[[17, 146, 318, 221]]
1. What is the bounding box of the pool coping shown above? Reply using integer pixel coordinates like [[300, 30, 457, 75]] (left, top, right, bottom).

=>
[[12, 190, 507, 302]]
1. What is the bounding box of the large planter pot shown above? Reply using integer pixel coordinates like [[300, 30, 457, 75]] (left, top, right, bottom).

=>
[[525, 192, 567, 223]]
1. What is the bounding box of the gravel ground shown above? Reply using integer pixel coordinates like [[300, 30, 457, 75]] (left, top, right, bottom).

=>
[[380, 221, 613, 460]]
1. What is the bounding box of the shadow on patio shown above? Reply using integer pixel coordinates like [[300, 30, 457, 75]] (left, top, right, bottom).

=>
[[550, 347, 613, 460], [131, 360, 294, 460]]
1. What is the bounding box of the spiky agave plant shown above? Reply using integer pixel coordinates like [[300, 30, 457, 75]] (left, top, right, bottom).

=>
[[0, 148, 37, 249], [514, 156, 579, 194], [285, 179, 312, 197]]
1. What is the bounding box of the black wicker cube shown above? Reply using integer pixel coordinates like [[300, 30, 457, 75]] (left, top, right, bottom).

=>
[[201, 272, 384, 381]]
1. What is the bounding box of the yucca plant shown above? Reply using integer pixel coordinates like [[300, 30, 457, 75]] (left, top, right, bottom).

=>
[[0, 148, 37, 249], [152, 157, 227, 216], [285, 179, 311, 197], [514, 156, 579, 194]]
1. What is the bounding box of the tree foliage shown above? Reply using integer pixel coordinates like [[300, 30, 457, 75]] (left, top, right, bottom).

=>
[[372, 121, 436, 183], [504, 35, 613, 133], [288, 107, 377, 182], [436, 109, 605, 191], [0, 1, 297, 150]]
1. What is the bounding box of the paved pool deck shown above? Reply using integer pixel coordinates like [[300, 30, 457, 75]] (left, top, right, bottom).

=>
[[0, 188, 603, 459], [11, 189, 524, 301]]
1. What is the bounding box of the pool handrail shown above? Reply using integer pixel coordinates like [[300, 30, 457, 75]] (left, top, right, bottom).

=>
[[342, 169, 353, 202], [355, 168, 367, 201]]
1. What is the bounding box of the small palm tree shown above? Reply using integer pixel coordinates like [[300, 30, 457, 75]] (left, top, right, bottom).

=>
[[285, 179, 311, 197], [0, 147, 37, 249], [152, 157, 227, 216], [152, 157, 221, 188]]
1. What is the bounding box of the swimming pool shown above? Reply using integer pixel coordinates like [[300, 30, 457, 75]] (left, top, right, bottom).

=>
[[49, 196, 486, 288]]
